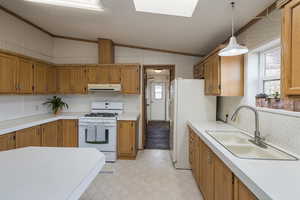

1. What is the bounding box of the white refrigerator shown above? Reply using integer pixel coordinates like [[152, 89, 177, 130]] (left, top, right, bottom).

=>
[[169, 78, 216, 169]]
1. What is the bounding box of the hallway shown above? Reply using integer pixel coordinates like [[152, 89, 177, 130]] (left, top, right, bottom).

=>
[[145, 121, 170, 149], [80, 150, 202, 200]]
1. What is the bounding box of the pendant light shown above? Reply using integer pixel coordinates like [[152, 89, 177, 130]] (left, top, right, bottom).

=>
[[219, 1, 248, 56]]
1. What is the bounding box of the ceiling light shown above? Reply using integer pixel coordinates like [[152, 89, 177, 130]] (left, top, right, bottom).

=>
[[133, 0, 199, 17], [24, 0, 104, 11], [219, 1, 248, 56], [155, 70, 162, 73]]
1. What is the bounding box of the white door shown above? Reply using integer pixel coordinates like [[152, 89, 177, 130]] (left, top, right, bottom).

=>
[[149, 82, 166, 121]]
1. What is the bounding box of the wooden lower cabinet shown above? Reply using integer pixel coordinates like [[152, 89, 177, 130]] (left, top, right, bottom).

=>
[[117, 120, 138, 159], [234, 177, 257, 200], [41, 121, 58, 147], [0, 132, 16, 151], [214, 156, 234, 200], [16, 126, 41, 148], [188, 126, 257, 200], [58, 120, 78, 147]]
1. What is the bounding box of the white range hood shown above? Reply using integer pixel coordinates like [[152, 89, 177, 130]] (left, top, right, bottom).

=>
[[88, 84, 121, 92]]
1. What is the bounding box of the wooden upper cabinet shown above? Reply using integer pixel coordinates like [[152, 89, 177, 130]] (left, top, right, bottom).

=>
[[282, 0, 300, 95], [214, 156, 234, 200], [203, 50, 244, 96], [121, 65, 140, 94], [16, 126, 41, 148], [56, 67, 71, 93], [69, 66, 86, 93], [0, 53, 18, 94], [0, 133, 16, 151], [194, 62, 205, 79], [41, 121, 58, 147], [47, 65, 57, 93], [18, 58, 34, 94], [34, 62, 47, 94], [117, 120, 137, 159], [86, 65, 121, 84], [109, 65, 121, 83]]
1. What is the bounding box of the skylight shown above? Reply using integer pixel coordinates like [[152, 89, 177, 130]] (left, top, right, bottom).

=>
[[133, 0, 199, 17], [24, 0, 104, 11]]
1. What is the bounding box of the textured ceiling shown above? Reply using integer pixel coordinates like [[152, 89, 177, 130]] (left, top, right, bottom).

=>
[[0, 0, 276, 55]]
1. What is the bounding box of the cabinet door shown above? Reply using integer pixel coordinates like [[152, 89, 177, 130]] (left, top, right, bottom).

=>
[[18, 58, 33, 94], [201, 142, 214, 200], [194, 135, 201, 186], [0, 133, 16, 151], [16, 126, 41, 148], [214, 156, 233, 200], [47, 66, 57, 93], [0, 53, 18, 93], [86, 66, 109, 84], [58, 120, 78, 147], [204, 60, 212, 95], [69, 67, 86, 94], [109, 66, 121, 83], [41, 121, 58, 147], [121, 65, 140, 94], [211, 54, 221, 95], [117, 121, 136, 157], [234, 177, 257, 200], [34, 62, 47, 94], [56, 67, 71, 93], [282, 0, 300, 95]]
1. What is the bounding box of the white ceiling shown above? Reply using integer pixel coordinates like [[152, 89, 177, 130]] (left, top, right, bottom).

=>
[[0, 0, 276, 55]]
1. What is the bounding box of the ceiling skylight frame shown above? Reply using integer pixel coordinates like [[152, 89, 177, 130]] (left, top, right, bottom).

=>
[[133, 0, 199, 17], [24, 0, 104, 11]]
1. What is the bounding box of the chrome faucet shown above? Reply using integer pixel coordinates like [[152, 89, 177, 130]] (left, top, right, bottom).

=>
[[231, 105, 267, 148]]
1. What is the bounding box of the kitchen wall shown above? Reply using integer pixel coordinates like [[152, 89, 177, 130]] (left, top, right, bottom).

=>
[[217, 9, 300, 156], [0, 9, 53, 121]]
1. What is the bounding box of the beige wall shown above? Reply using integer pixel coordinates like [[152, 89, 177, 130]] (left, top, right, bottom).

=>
[[217, 10, 300, 156]]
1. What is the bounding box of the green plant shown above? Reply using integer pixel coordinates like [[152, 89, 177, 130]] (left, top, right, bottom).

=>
[[43, 96, 69, 114]]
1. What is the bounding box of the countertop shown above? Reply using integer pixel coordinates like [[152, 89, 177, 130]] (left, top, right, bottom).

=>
[[188, 120, 300, 200], [0, 147, 105, 200], [0, 112, 140, 135], [117, 112, 140, 121]]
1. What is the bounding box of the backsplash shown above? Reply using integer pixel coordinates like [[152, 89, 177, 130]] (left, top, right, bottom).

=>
[[0, 95, 51, 122]]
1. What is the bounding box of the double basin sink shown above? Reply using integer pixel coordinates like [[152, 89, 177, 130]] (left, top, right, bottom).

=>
[[206, 130, 298, 161]]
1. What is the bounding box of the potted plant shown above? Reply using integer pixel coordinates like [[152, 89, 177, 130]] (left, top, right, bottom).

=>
[[43, 96, 69, 115]]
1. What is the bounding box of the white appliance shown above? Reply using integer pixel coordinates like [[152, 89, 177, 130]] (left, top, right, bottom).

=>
[[170, 79, 216, 169], [88, 84, 121, 92], [79, 102, 123, 162]]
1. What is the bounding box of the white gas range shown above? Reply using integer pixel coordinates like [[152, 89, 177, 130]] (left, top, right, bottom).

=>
[[79, 102, 123, 162]]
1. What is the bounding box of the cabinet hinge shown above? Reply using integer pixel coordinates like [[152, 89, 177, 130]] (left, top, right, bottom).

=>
[[232, 174, 235, 185], [32, 86, 35, 91], [219, 84, 221, 90]]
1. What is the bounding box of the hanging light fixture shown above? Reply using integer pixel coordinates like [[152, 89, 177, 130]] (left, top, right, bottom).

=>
[[219, 1, 248, 56]]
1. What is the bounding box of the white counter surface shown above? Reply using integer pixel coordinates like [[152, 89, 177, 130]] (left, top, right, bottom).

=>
[[188, 120, 300, 200], [0, 112, 141, 136], [0, 147, 105, 200], [117, 112, 140, 121], [0, 113, 86, 136]]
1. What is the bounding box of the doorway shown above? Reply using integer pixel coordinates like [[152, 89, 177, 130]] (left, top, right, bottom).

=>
[[142, 65, 175, 149]]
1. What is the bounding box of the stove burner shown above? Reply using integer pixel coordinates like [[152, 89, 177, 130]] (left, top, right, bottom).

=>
[[84, 113, 117, 117]]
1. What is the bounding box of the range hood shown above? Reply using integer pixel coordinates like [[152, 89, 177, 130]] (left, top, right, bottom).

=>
[[88, 84, 121, 92]]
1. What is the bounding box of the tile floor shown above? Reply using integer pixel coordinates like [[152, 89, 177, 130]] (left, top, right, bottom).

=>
[[80, 150, 203, 200]]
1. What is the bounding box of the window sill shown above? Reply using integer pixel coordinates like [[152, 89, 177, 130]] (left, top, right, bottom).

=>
[[256, 107, 300, 118]]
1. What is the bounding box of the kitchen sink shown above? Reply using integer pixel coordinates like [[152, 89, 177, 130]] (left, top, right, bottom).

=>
[[206, 130, 298, 161]]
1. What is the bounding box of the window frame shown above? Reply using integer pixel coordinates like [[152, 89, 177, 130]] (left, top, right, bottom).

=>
[[258, 45, 281, 95]]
